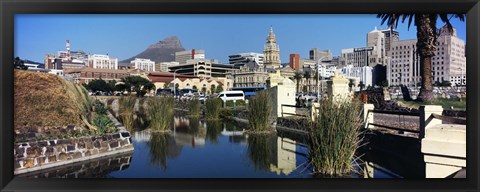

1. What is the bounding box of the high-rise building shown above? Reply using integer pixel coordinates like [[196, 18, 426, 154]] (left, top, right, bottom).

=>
[[366, 27, 387, 66], [157, 61, 179, 72], [387, 25, 466, 87], [289, 54, 300, 71], [309, 48, 333, 61], [175, 49, 205, 64], [263, 26, 281, 69], [131, 58, 155, 72], [379, 28, 400, 52]]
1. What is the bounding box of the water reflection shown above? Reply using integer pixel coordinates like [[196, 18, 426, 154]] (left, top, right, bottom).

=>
[[17, 152, 133, 178], [205, 120, 222, 144], [148, 133, 181, 170], [247, 134, 304, 176]]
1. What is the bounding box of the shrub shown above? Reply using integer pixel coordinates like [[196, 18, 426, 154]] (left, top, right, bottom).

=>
[[307, 97, 363, 176], [248, 91, 272, 132], [119, 96, 136, 131], [93, 114, 116, 134], [93, 100, 108, 115], [147, 95, 174, 131], [188, 98, 201, 117], [205, 98, 222, 120]]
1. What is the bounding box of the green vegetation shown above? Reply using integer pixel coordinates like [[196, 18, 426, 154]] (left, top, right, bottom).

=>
[[14, 57, 28, 70], [83, 79, 116, 93], [92, 114, 117, 134], [248, 91, 272, 132], [205, 98, 222, 120], [147, 96, 174, 131], [187, 98, 201, 117], [205, 120, 222, 144], [393, 98, 466, 110], [308, 97, 363, 176], [148, 133, 170, 170], [120, 76, 155, 97], [119, 96, 137, 131], [93, 100, 108, 115]]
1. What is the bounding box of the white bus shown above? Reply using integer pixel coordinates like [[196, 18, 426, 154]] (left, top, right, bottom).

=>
[[217, 91, 245, 102]]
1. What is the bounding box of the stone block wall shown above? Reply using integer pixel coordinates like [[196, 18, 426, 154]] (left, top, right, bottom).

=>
[[14, 132, 133, 175]]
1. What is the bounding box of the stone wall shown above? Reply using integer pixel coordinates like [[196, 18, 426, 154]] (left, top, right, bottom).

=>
[[14, 131, 133, 175]]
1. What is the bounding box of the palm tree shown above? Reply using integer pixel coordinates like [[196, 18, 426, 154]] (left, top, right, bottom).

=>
[[377, 14, 465, 102], [314, 71, 319, 93], [304, 71, 311, 93], [293, 71, 303, 93]]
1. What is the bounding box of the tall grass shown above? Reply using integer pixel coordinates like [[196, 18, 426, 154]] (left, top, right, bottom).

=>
[[205, 98, 222, 120], [248, 91, 272, 132], [188, 98, 202, 117], [308, 97, 363, 176], [119, 96, 137, 131], [147, 96, 174, 131]]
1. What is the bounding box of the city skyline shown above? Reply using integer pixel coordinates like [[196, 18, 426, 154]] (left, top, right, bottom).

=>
[[15, 14, 466, 64]]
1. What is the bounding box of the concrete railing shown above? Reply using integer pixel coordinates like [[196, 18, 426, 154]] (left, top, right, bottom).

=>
[[362, 104, 466, 178]]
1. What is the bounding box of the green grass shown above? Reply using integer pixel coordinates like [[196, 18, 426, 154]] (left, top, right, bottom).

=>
[[248, 91, 272, 132], [118, 96, 136, 131], [205, 98, 222, 120], [147, 96, 174, 131], [188, 98, 202, 117], [393, 98, 466, 110], [308, 97, 363, 176]]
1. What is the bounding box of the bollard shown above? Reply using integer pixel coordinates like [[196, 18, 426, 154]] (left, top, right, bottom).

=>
[[233, 100, 236, 109]]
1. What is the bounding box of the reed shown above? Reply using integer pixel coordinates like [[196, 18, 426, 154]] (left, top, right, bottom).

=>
[[205, 98, 222, 120], [118, 96, 136, 131], [248, 91, 272, 132], [307, 97, 363, 176], [187, 98, 201, 117], [147, 95, 174, 131], [247, 134, 276, 171]]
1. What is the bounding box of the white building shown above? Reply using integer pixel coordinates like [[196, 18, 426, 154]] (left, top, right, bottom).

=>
[[88, 54, 118, 70], [157, 61, 180, 72], [340, 65, 373, 88], [228, 52, 264, 68], [387, 25, 466, 87], [131, 58, 155, 72], [366, 27, 387, 66], [309, 48, 333, 61]]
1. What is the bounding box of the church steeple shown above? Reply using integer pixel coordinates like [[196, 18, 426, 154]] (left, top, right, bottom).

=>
[[264, 26, 280, 69]]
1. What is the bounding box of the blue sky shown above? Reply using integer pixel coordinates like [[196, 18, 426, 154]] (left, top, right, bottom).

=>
[[15, 14, 466, 64]]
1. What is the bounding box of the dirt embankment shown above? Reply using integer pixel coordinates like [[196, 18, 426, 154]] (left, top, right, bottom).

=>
[[14, 70, 92, 132]]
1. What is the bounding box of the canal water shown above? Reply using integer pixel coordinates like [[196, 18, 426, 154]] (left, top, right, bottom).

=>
[[19, 115, 425, 178]]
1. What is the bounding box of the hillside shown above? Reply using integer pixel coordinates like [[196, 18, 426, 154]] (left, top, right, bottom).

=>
[[120, 36, 185, 64], [14, 70, 92, 129]]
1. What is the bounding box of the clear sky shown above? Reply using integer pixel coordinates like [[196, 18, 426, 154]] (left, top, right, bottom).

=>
[[15, 14, 466, 64]]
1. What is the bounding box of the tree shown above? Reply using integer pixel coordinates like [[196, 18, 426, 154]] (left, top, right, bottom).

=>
[[303, 71, 311, 93], [378, 14, 465, 102], [216, 84, 223, 93], [378, 80, 389, 88], [201, 87, 207, 94], [121, 76, 155, 97], [358, 81, 365, 91], [14, 57, 28, 70], [192, 85, 198, 90], [348, 79, 355, 92], [294, 71, 303, 93], [163, 82, 170, 89], [86, 79, 112, 93], [314, 71, 319, 93], [210, 84, 216, 94]]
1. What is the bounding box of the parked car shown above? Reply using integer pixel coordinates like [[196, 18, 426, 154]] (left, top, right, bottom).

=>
[[217, 91, 245, 102]]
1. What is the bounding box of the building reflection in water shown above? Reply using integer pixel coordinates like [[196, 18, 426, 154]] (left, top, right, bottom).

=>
[[246, 134, 301, 176]]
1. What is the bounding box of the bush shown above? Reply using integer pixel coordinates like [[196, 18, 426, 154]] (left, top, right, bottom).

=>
[[93, 114, 116, 134], [147, 95, 174, 131], [93, 100, 108, 115], [308, 97, 363, 176], [205, 98, 222, 120], [248, 91, 272, 132], [119, 96, 136, 131], [188, 98, 201, 117]]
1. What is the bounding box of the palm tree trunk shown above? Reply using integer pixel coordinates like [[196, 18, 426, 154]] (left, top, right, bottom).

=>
[[416, 14, 436, 102]]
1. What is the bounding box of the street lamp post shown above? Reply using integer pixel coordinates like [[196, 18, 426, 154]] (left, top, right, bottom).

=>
[[173, 69, 180, 97], [316, 57, 327, 100]]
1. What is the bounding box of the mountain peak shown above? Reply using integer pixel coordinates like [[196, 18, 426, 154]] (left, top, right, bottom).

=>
[[121, 36, 185, 64], [148, 36, 183, 49]]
